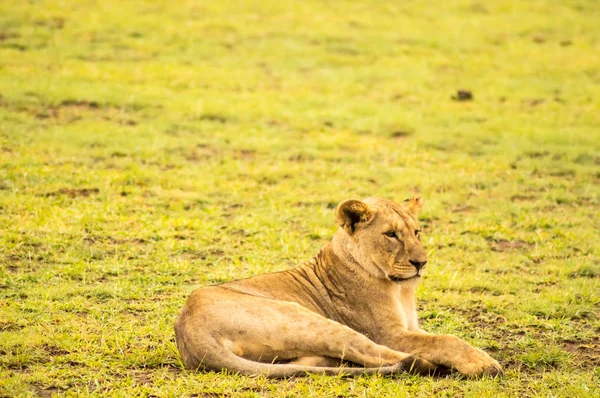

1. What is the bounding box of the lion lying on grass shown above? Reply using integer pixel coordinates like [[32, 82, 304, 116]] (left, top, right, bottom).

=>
[[174, 196, 502, 378]]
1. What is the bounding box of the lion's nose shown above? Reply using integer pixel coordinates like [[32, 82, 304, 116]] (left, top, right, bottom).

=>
[[409, 259, 427, 270]]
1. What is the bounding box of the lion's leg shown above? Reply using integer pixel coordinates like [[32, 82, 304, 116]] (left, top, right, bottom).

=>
[[218, 298, 421, 368], [380, 331, 502, 377], [287, 356, 343, 367], [175, 290, 436, 376]]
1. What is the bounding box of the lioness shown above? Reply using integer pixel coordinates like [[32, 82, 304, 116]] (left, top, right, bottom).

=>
[[175, 196, 502, 378]]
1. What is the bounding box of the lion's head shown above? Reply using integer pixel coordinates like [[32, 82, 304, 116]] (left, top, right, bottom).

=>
[[332, 196, 427, 284]]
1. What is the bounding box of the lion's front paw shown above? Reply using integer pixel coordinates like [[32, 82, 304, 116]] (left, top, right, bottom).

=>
[[455, 348, 503, 378]]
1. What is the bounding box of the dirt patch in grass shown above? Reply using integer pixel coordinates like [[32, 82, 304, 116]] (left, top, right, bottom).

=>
[[133, 370, 154, 386], [511, 194, 537, 201], [461, 305, 600, 370], [452, 90, 473, 101], [452, 205, 474, 213], [562, 336, 600, 368], [185, 146, 218, 162], [42, 344, 69, 356], [289, 153, 316, 162], [4, 264, 19, 273], [531, 280, 559, 293], [449, 304, 507, 329], [0, 321, 25, 331], [173, 234, 194, 240], [172, 248, 225, 261], [0, 32, 20, 41], [389, 130, 413, 139], [523, 98, 545, 107], [549, 169, 576, 178], [198, 113, 231, 123], [24, 99, 141, 125], [568, 265, 600, 279], [524, 151, 551, 158], [234, 149, 256, 160], [34, 386, 65, 398], [295, 201, 338, 209], [464, 286, 504, 296], [488, 239, 531, 252], [109, 237, 147, 245], [443, 305, 600, 371], [82, 235, 148, 245], [43, 188, 99, 198], [60, 99, 101, 109]]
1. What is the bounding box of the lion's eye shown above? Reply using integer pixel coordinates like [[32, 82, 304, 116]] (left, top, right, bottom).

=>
[[384, 231, 397, 238]]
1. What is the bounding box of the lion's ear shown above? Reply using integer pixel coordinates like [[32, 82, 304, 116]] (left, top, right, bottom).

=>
[[336, 199, 373, 234], [403, 195, 424, 217]]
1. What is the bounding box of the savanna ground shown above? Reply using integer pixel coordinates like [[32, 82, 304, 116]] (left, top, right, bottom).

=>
[[0, 0, 599, 396]]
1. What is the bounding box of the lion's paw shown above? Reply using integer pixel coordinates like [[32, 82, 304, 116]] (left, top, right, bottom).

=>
[[455, 348, 503, 378]]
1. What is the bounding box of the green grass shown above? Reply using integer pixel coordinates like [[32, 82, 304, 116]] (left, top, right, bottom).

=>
[[0, 0, 599, 396]]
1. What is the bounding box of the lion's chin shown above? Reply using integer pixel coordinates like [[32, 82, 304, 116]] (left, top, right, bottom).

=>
[[388, 274, 420, 283]]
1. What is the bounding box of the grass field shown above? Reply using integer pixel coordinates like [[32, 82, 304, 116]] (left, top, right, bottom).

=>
[[1, 0, 599, 396]]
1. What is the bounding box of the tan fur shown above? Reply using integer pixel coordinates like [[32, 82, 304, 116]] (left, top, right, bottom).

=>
[[174, 196, 503, 378]]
